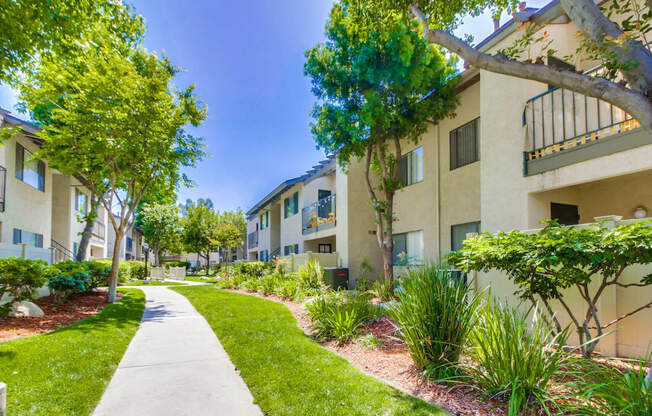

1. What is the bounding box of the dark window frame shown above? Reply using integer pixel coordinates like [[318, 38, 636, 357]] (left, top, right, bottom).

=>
[[318, 243, 332, 254], [284, 192, 299, 218], [15, 143, 45, 192], [398, 146, 424, 187], [451, 221, 481, 252], [450, 118, 480, 170]]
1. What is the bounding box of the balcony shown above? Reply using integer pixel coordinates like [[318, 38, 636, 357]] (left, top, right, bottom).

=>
[[248, 230, 258, 249], [302, 194, 336, 235], [523, 67, 643, 175], [92, 221, 105, 240]]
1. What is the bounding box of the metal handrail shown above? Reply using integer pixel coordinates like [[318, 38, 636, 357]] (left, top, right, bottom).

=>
[[51, 239, 73, 262]]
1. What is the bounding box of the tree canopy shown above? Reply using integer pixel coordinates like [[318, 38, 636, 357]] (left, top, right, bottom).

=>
[[140, 203, 181, 266], [181, 200, 219, 274], [305, 3, 458, 281]]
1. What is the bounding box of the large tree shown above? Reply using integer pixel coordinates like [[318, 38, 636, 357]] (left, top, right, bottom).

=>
[[0, 0, 143, 84], [351, 0, 652, 132], [19, 43, 206, 302], [140, 203, 181, 266], [180, 201, 219, 275], [305, 4, 458, 282], [216, 209, 247, 264]]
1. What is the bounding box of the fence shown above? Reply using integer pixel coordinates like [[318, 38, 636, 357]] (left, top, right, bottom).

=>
[[471, 215, 652, 359], [280, 251, 339, 273]]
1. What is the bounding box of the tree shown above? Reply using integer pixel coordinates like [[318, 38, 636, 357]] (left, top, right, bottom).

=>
[[19, 43, 206, 303], [179, 198, 213, 216], [450, 220, 652, 357], [140, 203, 181, 266], [180, 201, 219, 275], [305, 4, 458, 282], [216, 209, 247, 264], [0, 0, 143, 84], [75, 191, 100, 261], [350, 0, 652, 133]]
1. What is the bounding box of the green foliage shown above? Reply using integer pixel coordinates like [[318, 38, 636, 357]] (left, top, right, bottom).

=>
[[562, 358, 652, 415], [180, 201, 219, 265], [0, 257, 52, 317], [49, 261, 92, 301], [139, 203, 181, 263], [0, 0, 144, 84], [306, 291, 378, 344], [83, 260, 112, 290], [466, 301, 570, 414], [451, 220, 652, 356], [164, 261, 191, 269], [297, 260, 326, 294], [389, 265, 482, 375], [276, 278, 300, 300], [358, 333, 384, 349], [372, 278, 397, 301]]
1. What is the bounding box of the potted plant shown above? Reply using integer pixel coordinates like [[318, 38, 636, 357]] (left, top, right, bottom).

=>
[[328, 212, 335, 222], [310, 215, 319, 227]]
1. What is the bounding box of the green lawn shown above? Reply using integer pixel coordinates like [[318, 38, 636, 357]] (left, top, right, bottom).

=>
[[0, 289, 146, 416], [184, 275, 221, 283], [173, 286, 446, 416], [123, 279, 186, 286]]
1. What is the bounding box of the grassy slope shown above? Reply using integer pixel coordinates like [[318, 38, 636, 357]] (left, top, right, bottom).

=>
[[174, 286, 446, 416], [0, 289, 145, 416]]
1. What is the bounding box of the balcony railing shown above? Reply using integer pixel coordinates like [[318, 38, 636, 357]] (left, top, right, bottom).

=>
[[523, 66, 639, 162], [248, 230, 258, 249], [302, 194, 336, 235], [92, 221, 105, 240]]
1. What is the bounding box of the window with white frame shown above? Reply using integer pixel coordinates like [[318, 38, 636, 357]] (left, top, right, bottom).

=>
[[398, 146, 423, 187], [15, 143, 45, 191], [75, 189, 88, 214], [392, 230, 424, 265]]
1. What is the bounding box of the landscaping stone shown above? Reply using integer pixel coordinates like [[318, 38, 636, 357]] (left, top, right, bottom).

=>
[[10, 301, 44, 317], [0, 382, 5, 416]]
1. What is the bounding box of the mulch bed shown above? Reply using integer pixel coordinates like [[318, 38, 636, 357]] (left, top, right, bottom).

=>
[[228, 288, 639, 416], [0, 291, 121, 342]]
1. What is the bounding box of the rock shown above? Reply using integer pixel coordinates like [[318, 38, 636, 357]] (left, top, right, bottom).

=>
[[10, 301, 44, 317]]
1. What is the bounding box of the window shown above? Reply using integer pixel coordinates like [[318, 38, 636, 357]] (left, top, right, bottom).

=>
[[451, 221, 481, 252], [15, 143, 45, 191], [392, 230, 424, 265], [260, 211, 269, 230], [12, 228, 44, 248], [284, 192, 299, 218], [284, 244, 299, 256], [260, 250, 269, 262], [450, 118, 480, 170], [75, 189, 88, 214], [73, 242, 79, 257], [126, 237, 133, 252], [318, 244, 332, 254], [398, 147, 423, 187]]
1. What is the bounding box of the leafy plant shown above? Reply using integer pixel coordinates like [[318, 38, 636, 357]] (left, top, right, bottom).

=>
[[83, 260, 111, 290], [306, 291, 378, 344], [466, 301, 570, 414], [389, 265, 483, 376], [258, 272, 283, 296], [297, 260, 325, 294], [0, 257, 52, 317], [451, 219, 652, 356], [276, 278, 299, 300], [358, 333, 383, 349], [562, 358, 652, 415], [372, 278, 396, 301], [49, 261, 91, 302]]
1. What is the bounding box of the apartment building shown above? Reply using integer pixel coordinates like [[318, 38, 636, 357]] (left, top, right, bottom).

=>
[[246, 0, 652, 357], [0, 108, 114, 263]]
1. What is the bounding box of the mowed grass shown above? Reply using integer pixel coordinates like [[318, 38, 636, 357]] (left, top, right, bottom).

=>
[[173, 286, 446, 416], [0, 289, 146, 416], [184, 275, 221, 283], [122, 279, 186, 286]]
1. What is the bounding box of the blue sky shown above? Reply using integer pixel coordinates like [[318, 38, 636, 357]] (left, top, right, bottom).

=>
[[0, 0, 549, 213]]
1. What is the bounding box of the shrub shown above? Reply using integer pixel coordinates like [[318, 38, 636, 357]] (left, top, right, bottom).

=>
[[123, 261, 147, 280], [297, 260, 325, 294], [49, 261, 91, 302], [164, 261, 191, 269], [84, 260, 111, 289], [276, 278, 299, 300], [358, 333, 383, 349], [560, 358, 652, 416], [467, 301, 570, 414], [257, 272, 283, 296], [306, 290, 377, 344], [0, 257, 52, 318], [372, 278, 396, 301], [389, 265, 482, 376]]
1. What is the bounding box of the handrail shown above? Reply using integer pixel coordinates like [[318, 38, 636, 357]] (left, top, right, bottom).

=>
[[51, 239, 73, 262]]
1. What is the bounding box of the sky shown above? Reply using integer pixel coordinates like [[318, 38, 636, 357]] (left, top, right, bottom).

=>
[[0, 0, 550, 214]]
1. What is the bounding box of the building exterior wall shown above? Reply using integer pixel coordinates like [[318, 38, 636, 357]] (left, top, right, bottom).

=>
[[279, 184, 303, 254]]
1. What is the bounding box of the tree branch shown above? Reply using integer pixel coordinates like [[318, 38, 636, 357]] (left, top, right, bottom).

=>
[[591, 300, 652, 330], [408, 4, 652, 133]]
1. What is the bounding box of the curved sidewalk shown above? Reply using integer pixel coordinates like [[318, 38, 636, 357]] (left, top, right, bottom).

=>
[[93, 286, 262, 416]]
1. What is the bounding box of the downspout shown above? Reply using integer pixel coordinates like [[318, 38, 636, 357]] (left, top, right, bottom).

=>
[[434, 123, 441, 260]]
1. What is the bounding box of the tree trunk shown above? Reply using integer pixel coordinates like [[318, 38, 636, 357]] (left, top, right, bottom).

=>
[[205, 251, 210, 275], [107, 230, 124, 303], [408, 4, 652, 134], [76, 218, 94, 261]]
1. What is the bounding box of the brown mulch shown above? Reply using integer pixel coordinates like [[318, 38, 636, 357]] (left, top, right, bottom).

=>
[[227, 288, 640, 416], [0, 291, 120, 342]]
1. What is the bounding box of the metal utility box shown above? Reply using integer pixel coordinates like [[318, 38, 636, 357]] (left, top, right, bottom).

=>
[[323, 268, 349, 290]]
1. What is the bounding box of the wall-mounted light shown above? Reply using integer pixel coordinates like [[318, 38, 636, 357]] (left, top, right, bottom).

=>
[[634, 206, 648, 219]]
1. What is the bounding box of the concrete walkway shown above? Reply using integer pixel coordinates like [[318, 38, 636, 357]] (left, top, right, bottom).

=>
[[93, 286, 262, 416]]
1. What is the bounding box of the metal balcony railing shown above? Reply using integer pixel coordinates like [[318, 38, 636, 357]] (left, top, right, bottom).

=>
[[523, 66, 639, 161], [302, 194, 336, 234], [247, 230, 258, 249]]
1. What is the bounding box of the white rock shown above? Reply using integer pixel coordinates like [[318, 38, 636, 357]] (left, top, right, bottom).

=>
[[10, 301, 44, 317]]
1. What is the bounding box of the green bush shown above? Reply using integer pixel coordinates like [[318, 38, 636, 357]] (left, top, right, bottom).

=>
[[257, 272, 283, 296], [562, 358, 652, 416], [306, 290, 378, 344], [83, 260, 111, 289], [0, 257, 52, 317], [389, 265, 483, 376], [49, 261, 91, 302], [297, 260, 325, 294], [276, 278, 299, 300], [122, 261, 146, 280], [164, 261, 191, 269], [467, 301, 570, 414]]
